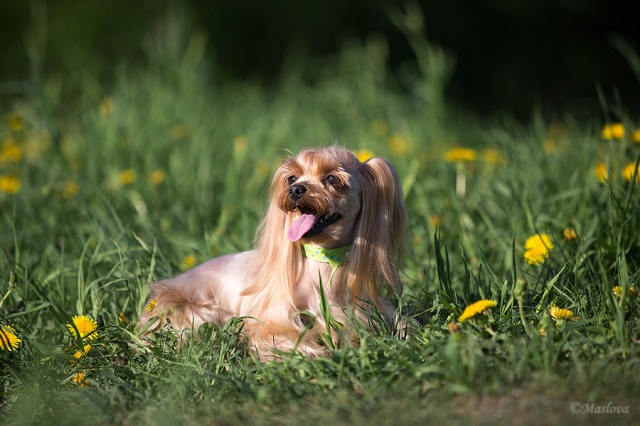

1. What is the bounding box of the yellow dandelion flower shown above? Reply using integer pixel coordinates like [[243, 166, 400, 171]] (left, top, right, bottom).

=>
[[543, 139, 556, 153], [73, 344, 92, 359], [8, 112, 24, 132], [445, 147, 476, 162], [0, 175, 20, 194], [549, 306, 578, 321], [66, 315, 98, 341], [180, 254, 197, 271], [609, 123, 625, 140], [233, 136, 248, 154], [481, 149, 504, 164], [145, 298, 157, 312], [458, 299, 497, 323], [0, 325, 21, 351], [601, 123, 625, 140], [62, 180, 79, 199], [100, 97, 114, 117], [387, 134, 409, 155], [170, 123, 187, 140], [621, 163, 640, 182], [0, 138, 23, 164], [72, 372, 90, 387], [119, 169, 135, 186], [371, 119, 388, 137], [523, 233, 554, 265], [595, 162, 608, 183], [562, 228, 578, 241], [148, 169, 166, 185], [354, 149, 374, 163], [612, 286, 637, 298], [632, 130, 640, 144], [430, 214, 441, 228]]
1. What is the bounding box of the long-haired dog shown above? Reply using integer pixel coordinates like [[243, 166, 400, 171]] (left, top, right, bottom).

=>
[[139, 146, 407, 359]]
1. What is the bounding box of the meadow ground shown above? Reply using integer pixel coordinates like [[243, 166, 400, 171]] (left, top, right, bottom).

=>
[[1, 16, 640, 426]]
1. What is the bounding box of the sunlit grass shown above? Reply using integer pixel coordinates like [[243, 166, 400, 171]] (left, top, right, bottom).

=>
[[1, 9, 640, 425]]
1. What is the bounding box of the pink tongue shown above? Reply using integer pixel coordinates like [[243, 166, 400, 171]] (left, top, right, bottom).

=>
[[288, 213, 317, 242]]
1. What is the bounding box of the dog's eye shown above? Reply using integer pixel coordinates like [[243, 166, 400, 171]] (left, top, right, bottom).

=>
[[325, 174, 339, 186], [287, 175, 297, 185]]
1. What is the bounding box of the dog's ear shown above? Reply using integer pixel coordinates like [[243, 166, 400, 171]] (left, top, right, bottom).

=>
[[241, 162, 303, 307], [349, 157, 407, 299]]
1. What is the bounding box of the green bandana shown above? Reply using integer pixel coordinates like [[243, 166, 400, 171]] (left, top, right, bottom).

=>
[[303, 244, 349, 271]]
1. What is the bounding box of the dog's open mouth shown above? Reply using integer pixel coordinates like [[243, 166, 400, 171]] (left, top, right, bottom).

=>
[[288, 207, 341, 242]]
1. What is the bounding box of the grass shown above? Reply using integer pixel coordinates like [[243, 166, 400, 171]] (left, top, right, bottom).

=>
[[2, 9, 640, 426]]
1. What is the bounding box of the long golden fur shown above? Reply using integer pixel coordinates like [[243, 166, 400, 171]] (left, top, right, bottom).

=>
[[139, 146, 406, 359]]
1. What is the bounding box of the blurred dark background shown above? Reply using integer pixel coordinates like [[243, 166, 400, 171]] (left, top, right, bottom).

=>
[[1, 0, 639, 120]]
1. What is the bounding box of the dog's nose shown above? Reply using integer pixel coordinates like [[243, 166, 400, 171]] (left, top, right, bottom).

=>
[[288, 184, 306, 201]]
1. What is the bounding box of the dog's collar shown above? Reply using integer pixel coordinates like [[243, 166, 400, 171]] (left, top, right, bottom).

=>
[[303, 244, 349, 271]]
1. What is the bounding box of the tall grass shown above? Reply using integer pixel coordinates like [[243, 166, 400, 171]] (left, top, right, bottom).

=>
[[1, 7, 639, 425]]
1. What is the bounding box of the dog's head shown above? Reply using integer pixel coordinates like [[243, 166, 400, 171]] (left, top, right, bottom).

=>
[[252, 146, 407, 308], [269, 146, 406, 256], [273, 147, 362, 247]]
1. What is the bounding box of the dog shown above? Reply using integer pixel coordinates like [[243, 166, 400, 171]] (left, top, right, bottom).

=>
[[139, 146, 407, 359]]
